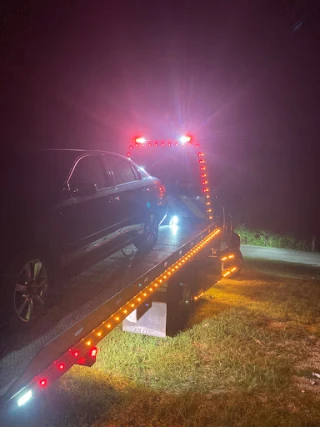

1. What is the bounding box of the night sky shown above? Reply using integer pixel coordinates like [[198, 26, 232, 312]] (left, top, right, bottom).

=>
[[1, 1, 320, 240]]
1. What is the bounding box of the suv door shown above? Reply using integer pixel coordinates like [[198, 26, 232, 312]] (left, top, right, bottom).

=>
[[59, 154, 121, 265], [102, 154, 148, 242]]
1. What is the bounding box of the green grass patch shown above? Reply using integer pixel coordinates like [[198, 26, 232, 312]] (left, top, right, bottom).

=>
[[13, 260, 320, 427], [236, 225, 313, 251]]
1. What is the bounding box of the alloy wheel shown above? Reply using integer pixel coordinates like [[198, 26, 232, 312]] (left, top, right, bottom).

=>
[[145, 214, 158, 246], [14, 259, 48, 322]]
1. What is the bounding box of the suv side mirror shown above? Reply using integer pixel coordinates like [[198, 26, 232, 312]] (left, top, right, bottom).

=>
[[71, 182, 97, 197]]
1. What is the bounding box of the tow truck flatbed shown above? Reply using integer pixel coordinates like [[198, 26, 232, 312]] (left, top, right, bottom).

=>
[[0, 137, 244, 414], [0, 222, 220, 407]]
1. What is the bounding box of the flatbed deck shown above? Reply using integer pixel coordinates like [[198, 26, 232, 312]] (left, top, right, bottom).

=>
[[0, 223, 212, 397]]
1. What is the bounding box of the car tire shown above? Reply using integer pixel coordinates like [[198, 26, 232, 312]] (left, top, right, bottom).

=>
[[2, 249, 53, 326], [134, 213, 159, 252]]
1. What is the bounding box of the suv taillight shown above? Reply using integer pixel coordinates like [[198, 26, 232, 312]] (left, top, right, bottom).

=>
[[159, 184, 166, 196], [157, 184, 166, 201]]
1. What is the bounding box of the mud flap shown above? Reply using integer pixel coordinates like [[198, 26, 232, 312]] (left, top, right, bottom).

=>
[[122, 255, 221, 338]]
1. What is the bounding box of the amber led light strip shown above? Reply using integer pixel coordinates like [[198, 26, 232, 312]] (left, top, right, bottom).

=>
[[222, 266, 238, 277]]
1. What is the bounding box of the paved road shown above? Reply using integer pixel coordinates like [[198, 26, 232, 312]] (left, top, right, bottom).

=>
[[241, 245, 320, 267]]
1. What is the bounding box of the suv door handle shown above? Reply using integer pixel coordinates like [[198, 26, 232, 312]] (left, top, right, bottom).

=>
[[109, 195, 120, 202]]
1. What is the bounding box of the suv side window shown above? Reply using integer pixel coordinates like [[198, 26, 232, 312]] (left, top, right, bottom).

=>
[[130, 162, 142, 180], [69, 155, 106, 190], [104, 155, 137, 185]]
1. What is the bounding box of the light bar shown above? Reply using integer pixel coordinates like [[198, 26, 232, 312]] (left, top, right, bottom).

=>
[[222, 266, 237, 277], [135, 137, 147, 144], [179, 135, 191, 143]]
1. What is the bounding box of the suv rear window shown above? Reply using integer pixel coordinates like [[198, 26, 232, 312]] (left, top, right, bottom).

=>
[[69, 155, 106, 189], [105, 155, 137, 185]]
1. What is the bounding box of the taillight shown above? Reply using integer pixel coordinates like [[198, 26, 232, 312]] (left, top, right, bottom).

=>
[[158, 184, 166, 198], [77, 357, 86, 365], [89, 347, 98, 358]]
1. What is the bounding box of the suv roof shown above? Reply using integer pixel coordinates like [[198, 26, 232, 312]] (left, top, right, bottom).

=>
[[43, 148, 123, 156]]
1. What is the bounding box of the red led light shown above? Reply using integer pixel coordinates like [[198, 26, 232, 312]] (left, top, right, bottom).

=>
[[154, 141, 158, 146], [161, 142, 165, 146], [73, 350, 80, 357], [202, 180, 208, 185], [77, 357, 86, 364], [198, 152, 204, 156], [199, 159, 204, 163], [89, 347, 98, 358], [129, 146, 133, 150], [168, 142, 172, 146], [135, 143, 139, 147], [195, 143, 200, 147], [39, 379, 47, 387], [188, 141, 192, 145], [202, 188, 209, 193], [175, 141, 179, 146], [127, 152, 131, 157], [58, 363, 65, 371], [148, 142, 152, 147]]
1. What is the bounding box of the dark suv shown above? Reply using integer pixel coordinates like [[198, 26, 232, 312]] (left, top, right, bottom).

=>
[[0, 149, 167, 324]]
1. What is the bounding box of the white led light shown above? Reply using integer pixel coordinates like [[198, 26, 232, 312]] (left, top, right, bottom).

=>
[[135, 137, 147, 144], [179, 135, 191, 143], [169, 215, 179, 226], [17, 389, 33, 407]]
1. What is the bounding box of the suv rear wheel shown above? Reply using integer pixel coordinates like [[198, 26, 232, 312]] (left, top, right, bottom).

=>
[[3, 251, 52, 324], [134, 213, 159, 252]]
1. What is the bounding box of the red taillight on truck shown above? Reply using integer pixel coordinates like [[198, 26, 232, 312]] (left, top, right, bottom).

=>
[[89, 347, 98, 358]]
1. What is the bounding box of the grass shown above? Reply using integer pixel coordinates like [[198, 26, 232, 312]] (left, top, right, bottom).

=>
[[235, 225, 314, 251], [8, 259, 320, 427]]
